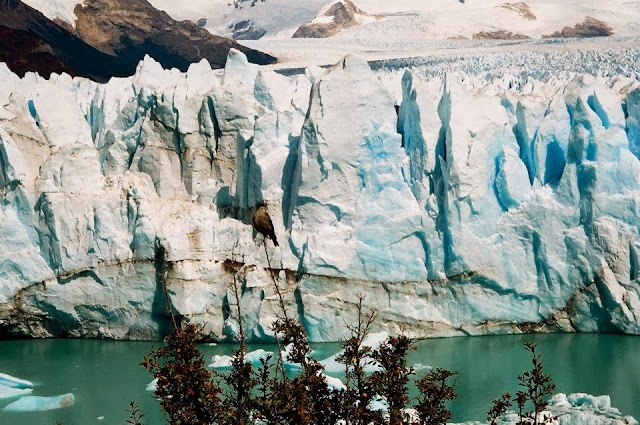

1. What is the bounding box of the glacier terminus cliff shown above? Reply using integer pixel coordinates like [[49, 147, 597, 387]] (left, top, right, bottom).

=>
[[1, 49, 640, 342]]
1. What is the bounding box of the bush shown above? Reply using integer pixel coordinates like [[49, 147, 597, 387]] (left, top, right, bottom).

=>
[[370, 334, 416, 425], [486, 342, 556, 425], [415, 368, 458, 425], [141, 255, 563, 425], [142, 324, 224, 425], [126, 401, 145, 425], [336, 296, 381, 425]]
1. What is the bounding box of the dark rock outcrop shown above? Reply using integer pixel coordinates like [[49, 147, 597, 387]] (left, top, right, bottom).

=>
[[544, 16, 614, 38], [293, 0, 374, 39], [473, 30, 531, 40]]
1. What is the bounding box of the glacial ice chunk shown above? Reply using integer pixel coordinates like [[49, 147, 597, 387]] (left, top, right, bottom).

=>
[[3, 393, 75, 412], [322, 374, 346, 391], [0, 384, 32, 400], [145, 378, 158, 392], [208, 349, 273, 369], [0, 373, 33, 389], [488, 393, 638, 425]]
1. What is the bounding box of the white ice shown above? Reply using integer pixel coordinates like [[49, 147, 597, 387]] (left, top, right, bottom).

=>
[[2, 394, 75, 412], [0, 373, 33, 389], [0, 385, 33, 401], [209, 349, 273, 369]]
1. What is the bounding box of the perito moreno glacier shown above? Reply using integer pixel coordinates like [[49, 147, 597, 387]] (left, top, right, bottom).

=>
[[1, 48, 640, 342]]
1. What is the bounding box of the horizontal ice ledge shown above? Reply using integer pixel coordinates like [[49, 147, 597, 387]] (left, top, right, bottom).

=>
[[0, 49, 640, 342]]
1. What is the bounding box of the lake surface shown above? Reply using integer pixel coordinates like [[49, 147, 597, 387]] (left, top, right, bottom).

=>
[[0, 333, 638, 424]]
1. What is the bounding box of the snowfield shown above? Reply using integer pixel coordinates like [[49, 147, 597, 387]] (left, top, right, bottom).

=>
[[149, 0, 640, 42], [28, 0, 640, 43]]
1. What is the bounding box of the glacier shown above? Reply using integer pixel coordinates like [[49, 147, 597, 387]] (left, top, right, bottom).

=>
[[0, 48, 640, 342]]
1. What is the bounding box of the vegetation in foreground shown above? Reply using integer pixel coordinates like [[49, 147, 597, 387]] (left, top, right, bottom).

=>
[[133, 262, 557, 425]]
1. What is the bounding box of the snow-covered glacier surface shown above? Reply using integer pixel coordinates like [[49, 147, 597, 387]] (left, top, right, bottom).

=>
[[1, 49, 640, 341]]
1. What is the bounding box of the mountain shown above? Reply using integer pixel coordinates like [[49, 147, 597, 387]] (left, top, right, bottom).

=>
[[21, 0, 638, 43], [145, 0, 329, 39], [141, 0, 640, 41], [1, 47, 639, 341], [0, 0, 275, 81], [71, 0, 276, 69], [0, 0, 134, 80], [292, 0, 378, 38]]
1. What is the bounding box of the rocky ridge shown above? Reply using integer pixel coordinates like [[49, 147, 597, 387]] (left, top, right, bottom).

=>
[[292, 0, 378, 38], [544, 16, 615, 39]]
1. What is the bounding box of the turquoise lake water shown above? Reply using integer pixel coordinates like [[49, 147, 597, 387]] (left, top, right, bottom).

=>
[[0, 333, 638, 424]]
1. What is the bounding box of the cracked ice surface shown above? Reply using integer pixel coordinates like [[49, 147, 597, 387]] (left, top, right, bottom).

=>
[[1, 48, 640, 342]]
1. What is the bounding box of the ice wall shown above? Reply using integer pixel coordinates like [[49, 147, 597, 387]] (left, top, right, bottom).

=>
[[1, 51, 639, 341]]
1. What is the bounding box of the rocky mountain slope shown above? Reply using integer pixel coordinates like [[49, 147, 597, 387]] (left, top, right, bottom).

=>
[[292, 0, 378, 38], [0, 0, 132, 80], [72, 0, 275, 69], [1, 0, 275, 81], [0, 48, 639, 341], [137, 0, 640, 41]]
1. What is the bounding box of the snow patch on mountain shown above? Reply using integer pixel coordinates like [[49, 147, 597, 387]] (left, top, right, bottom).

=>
[[147, 0, 328, 40], [21, 0, 84, 27]]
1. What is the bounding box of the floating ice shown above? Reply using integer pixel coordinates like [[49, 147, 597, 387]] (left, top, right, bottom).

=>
[[145, 378, 158, 392], [0, 374, 33, 390], [3, 393, 75, 412], [0, 384, 32, 400], [322, 374, 346, 391], [478, 393, 639, 425], [208, 349, 273, 369]]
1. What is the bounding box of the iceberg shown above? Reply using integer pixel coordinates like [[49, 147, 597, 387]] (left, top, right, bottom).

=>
[[0, 373, 33, 390], [321, 374, 346, 391], [0, 384, 32, 400], [0, 49, 640, 341], [3, 393, 75, 412], [482, 393, 638, 425], [145, 378, 158, 392], [209, 349, 273, 369]]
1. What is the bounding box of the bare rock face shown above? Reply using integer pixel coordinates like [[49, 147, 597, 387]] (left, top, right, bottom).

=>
[[73, 0, 276, 69], [500, 2, 536, 21], [544, 16, 614, 38], [292, 0, 374, 39], [473, 30, 531, 40]]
